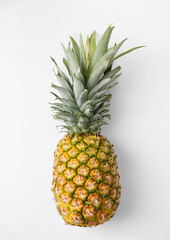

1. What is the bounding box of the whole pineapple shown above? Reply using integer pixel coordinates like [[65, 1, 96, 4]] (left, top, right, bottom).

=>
[[51, 25, 143, 227]]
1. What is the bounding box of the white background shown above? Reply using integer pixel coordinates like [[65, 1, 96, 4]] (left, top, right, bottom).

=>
[[0, 0, 170, 239]]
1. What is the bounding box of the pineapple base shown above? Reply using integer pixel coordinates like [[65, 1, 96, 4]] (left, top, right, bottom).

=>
[[52, 133, 121, 227]]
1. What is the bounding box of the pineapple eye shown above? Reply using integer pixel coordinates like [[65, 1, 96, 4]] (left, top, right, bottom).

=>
[[64, 181, 76, 193], [57, 175, 67, 185], [74, 187, 88, 200], [73, 175, 86, 185], [82, 205, 97, 219], [68, 147, 79, 158], [70, 212, 84, 224], [77, 152, 89, 163], [87, 158, 99, 168], [64, 168, 76, 179], [67, 159, 80, 169], [85, 179, 98, 191], [100, 162, 110, 172], [77, 165, 90, 176], [97, 151, 107, 161], [98, 183, 110, 195], [90, 169, 103, 180]]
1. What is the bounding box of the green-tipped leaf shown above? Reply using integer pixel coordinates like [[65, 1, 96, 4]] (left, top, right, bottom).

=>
[[53, 72, 73, 95], [88, 73, 121, 99], [79, 34, 86, 76], [91, 83, 118, 100], [73, 73, 84, 100], [88, 25, 114, 72], [114, 46, 145, 60], [80, 100, 92, 112], [50, 102, 79, 114], [77, 89, 88, 107], [70, 36, 80, 62], [86, 59, 109, 90], [63, 58, 71, 76], [67, 46, 80, 77], [51, 84, 74, 101], [85, 36, 90, 69], [89, 31, 96, 56], [102, 66, 121, 79], [51, 57, 71, 87]]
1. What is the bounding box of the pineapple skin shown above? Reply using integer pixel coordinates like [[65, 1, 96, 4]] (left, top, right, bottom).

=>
[[52, 133, 121, 227]]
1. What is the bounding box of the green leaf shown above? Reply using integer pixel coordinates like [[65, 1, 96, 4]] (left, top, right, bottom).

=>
[[80, 100, 92, 112], [87, 25, 114, 73], [50, 91, 60, 99], [114, 46, 145, 60], [73, 73, 84, 100], [77, 89, 88, 107], [88, 77, 111, 99], [102, 66, 121, 79], [51, 84, 74, 101], [90, 39, 127, 75], [88, 123, 102, 132], [53, 72, 73, 95], [58, 98, 78, 108], [53, 113, 76, 122], [61, 119, 78, 127], [94, 104, 110, 114], [67, 46, 80, 77], [77, 116, 89, 129], [88, 73, 121, 99], [79, 34, 86, 77], [72, 126, 82, 134], [92, 94, 112, 108], [57, 119, 77, 127], [78, 116, 89, 123], [77, 121, 89, 129], [75, 68, 85, 85], [93, 97, 111, 111], [86, 43, 123, 90], [51, 106, 70, 114], [104, 64, 112, 75], [90, 113, 100, 123], [57, 125, 76, 132], [102, 114, 111, 120], [61, 42, 69, 59], [92, 102, 104, 113], [70, 36, 80, 62], [89, 31, 96, 56], [85, 35, 90, 69], [107, 38, 128, 66], [98, 109, 110, 115], [50, 92, 78, 108], [86, 59, 109, 90], [63, 58, 71, 76], [50, 57, 71, 87], [91, 83, 118, 100], [57, 124, 74, 129], [50, 102, 79, 114], [84, 106, 93, 118]]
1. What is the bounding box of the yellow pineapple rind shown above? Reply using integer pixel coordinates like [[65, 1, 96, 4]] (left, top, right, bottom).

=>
[[52, 133, 121, 227]]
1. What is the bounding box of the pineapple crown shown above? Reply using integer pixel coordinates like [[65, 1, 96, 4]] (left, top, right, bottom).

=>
[[50, 25, 144, 135]]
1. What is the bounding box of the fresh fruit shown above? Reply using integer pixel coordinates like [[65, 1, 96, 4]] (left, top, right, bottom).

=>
[[50, 25, 143, 227]]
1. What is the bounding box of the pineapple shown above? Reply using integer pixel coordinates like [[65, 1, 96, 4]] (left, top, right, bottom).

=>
[[50, 25, 143, 227]]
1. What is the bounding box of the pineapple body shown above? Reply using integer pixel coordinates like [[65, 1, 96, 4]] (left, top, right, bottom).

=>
[[50, 25, 142, 226], [52, 133, 121, 227]]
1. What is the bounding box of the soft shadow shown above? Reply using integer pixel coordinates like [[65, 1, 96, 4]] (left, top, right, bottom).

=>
[[102, 128, 138, 221], [114, 146, 137, 220]]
